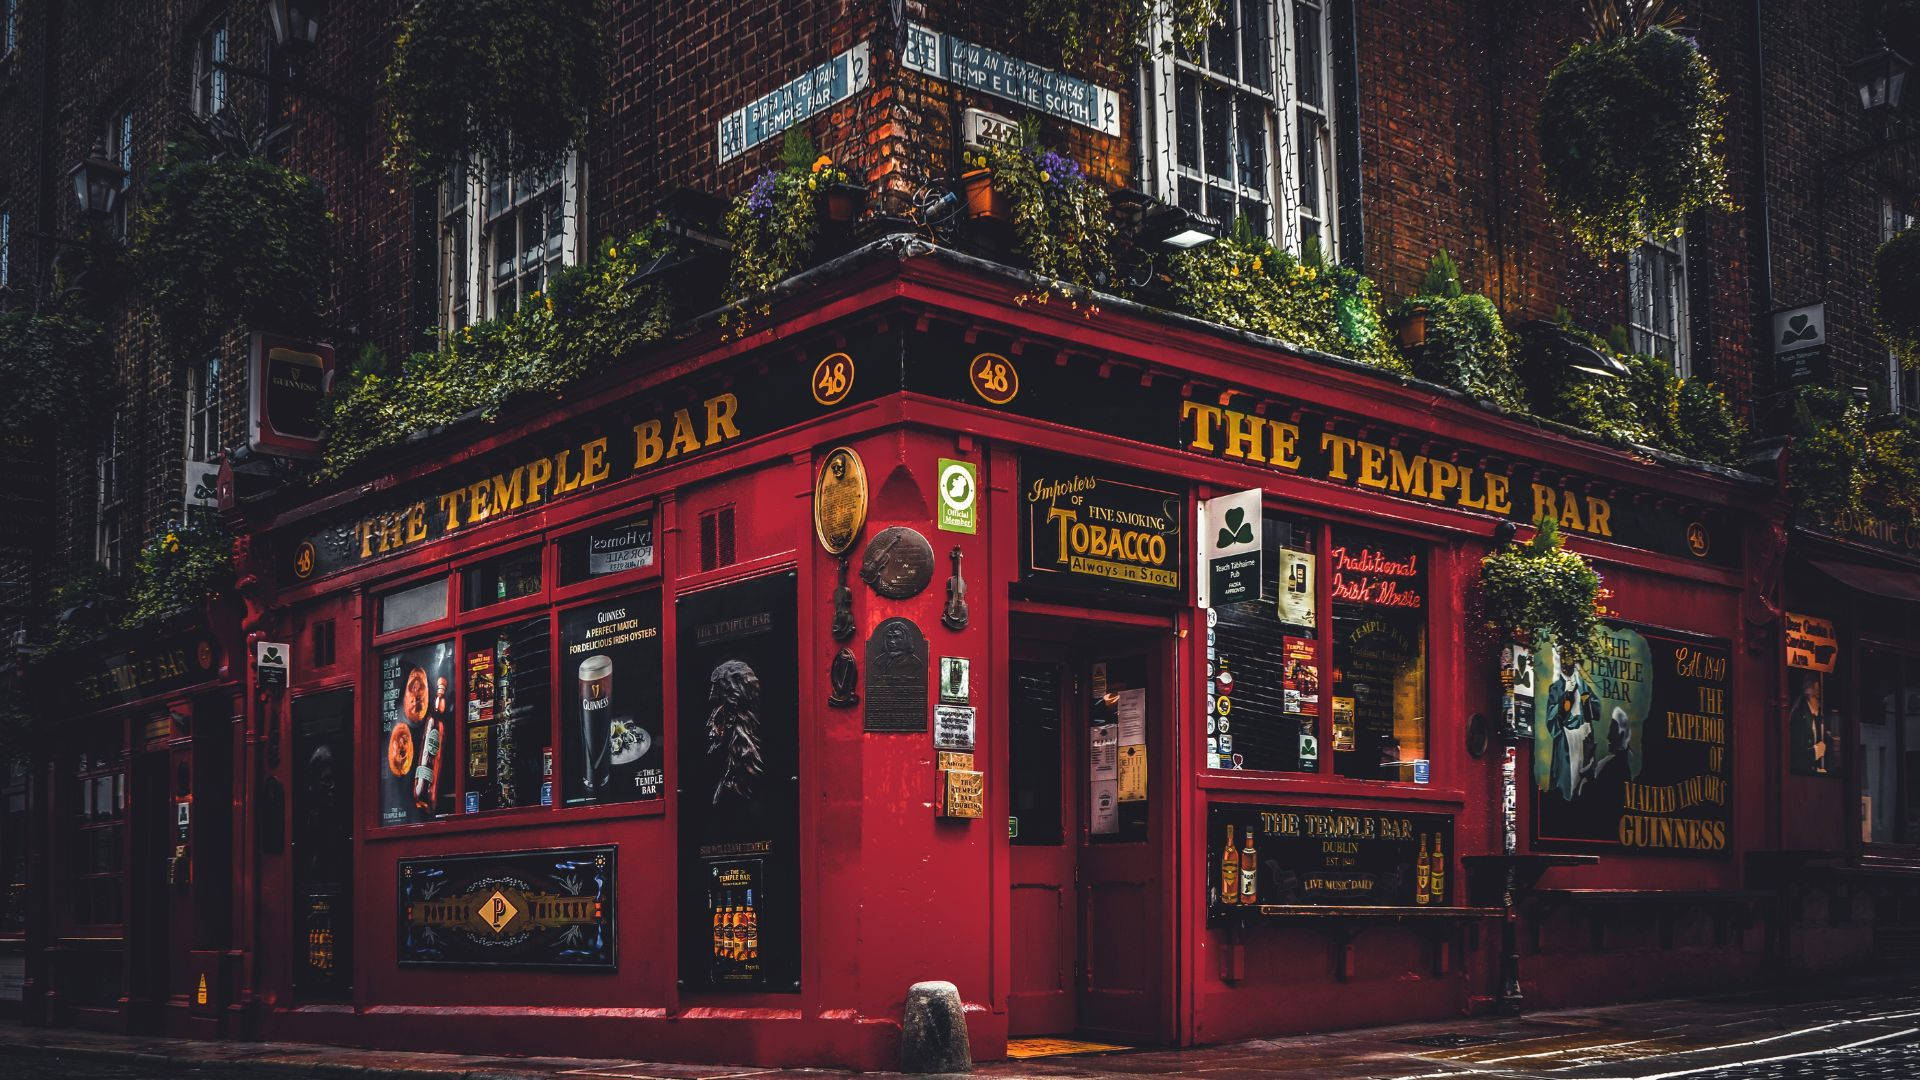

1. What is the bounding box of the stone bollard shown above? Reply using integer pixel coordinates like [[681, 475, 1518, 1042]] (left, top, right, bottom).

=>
[[900, 980, 972, 1074]]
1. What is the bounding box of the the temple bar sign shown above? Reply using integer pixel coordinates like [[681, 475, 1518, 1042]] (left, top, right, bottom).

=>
[[903, 23, 1121, 135]]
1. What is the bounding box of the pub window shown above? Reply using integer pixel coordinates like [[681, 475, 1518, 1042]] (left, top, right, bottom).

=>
[[1861, 649, 1920, 845], [1628, 231, 1690, 378], [1139, 0, 1344, 254], [1211, 512, 1320, 773], [557, 512, 655, 586], [461, 546, 542, 611], [1329, 526, 1429, 782], [70, 728, 127, 928], [311, 618, 336, 668], [378, 577, 448, 635], [191, 17, 229, 118], [440, 153, 580, 331], [372, 528, 664, 828]]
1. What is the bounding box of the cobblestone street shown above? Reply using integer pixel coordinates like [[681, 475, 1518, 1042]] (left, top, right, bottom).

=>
[[5, 980, 1920, 1079]]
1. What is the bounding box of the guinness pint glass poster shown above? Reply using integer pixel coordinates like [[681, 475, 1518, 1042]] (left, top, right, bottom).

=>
[[677, 572, 799, 992], [379, 641, 455, 825], [560, 593, 664, 804], [1532, 625, 1732, 855]]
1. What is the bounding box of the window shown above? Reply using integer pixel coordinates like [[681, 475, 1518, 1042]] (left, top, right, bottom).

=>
[[102, 106, 134, 237], [95, 415, 123, 572], [1883, 195, 1919, 415], [2, 768, 27, 936], [1861, 650, 1920, 845], [0, 207, 10, 289], [186, 354, 220, 463], [191, 18, 229, 117], [3, 0, 17, 59], [70, 728, 126, 928], [1208, 513, 1429, 783], [1628, 232, 1690, 377], [1141, 0, 1341, 254], [440, 154, 579, 330], [373, 512, 665, 827]]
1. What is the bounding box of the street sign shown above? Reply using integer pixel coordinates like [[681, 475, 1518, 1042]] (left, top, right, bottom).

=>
[[1203, 488, 1263, 606], [962, 108, 1020, 151], [717, 42, 871, 164], [255, 640, 290, 689], [1772, 303, 1827, 388]]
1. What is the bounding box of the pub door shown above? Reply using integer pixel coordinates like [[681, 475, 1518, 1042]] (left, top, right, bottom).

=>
[[1007, 623, 1168, 1044]]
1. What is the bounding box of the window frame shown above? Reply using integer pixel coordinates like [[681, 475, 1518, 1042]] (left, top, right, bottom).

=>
[[190, 16, 229, 118], [103, 106, 134, 238], [1206, 499, 1435, 788], [439, 153, 582, 333], [1139, 0, 1340, 256], [0, 207, 11, 290], [1857, 641, 1920, 850], [95, 414, 124, 573], [185, 353, 221, 465], [363, 502, 663, 834], [66, 732, 129, 932], [1628, 231, 1691, 378], [1883, 194, 1919, 416]]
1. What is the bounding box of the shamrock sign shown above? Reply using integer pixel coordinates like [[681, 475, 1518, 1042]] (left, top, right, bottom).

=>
[[1217, 506, 1255, 549]]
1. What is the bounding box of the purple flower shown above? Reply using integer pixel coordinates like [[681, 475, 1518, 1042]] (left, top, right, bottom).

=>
[[746, 170, 778, 217], [1033, 148, 1085, 188]]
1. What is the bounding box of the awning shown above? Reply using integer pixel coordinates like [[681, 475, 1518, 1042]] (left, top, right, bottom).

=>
[[1807, 556, 1920, 604]]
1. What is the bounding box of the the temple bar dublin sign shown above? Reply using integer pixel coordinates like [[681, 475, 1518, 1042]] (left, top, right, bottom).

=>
[[718, 42, 871, 164], [903, 23, 1121, 136]]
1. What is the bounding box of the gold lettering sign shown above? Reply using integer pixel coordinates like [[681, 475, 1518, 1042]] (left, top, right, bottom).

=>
[[812, 446, 869, 555], [942, 769, 984, 819]]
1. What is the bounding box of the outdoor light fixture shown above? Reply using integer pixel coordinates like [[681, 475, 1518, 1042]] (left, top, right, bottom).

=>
[[1850, 41, 1911, 117], [1522, 320, 1630, 380], [67, 155, 126, 219], [265, 0, 324, 54], [1140, 204, 1221, 251]]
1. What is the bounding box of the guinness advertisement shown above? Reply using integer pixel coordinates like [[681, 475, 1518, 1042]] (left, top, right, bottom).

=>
[[1207, 803, 1454, 920], [559, 593, 664, 805], [677, 573, 800, 992], [397, 846, 615, 969], [1530, 625, 1733, 855], [283, 336, 888, 585], [1021, 455, 1184, 596], [905, 334, 1739, 567]]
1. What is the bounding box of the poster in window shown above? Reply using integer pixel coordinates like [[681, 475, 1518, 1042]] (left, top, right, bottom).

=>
[[1789, 669, 1838, 776], [1532, 626, 1732, 855], [560, 594, 664, 804], [1277, 547, 1315, 626], [378, 642, 454, 825], [466, 620, 551, 812], [1282, 636, 1319, 716], [559, 513, 655, 584], [397, 846, 615, 969], [677, 573, 800, 992]]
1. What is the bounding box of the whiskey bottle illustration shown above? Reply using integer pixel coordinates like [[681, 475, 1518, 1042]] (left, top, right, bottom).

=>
[[1239, 827, 1257, 906], [1416, 835, 1431, 905], [1429, 834, 1446, 903], [1221, 825, 1240, 905]]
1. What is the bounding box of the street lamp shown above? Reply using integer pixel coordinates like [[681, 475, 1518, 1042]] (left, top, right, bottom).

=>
[[66, 155, 126, 219], [1850, 41, 1911, 118], [1139, 204, 1221, 252], [264, 0, 324, 55]]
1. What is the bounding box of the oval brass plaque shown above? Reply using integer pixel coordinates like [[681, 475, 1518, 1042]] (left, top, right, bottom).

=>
[[813, 446, 869, 555], [860, 526, 935, 599]]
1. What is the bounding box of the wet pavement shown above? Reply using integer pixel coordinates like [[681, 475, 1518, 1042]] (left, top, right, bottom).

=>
[[3, 978, 1920, 1079]]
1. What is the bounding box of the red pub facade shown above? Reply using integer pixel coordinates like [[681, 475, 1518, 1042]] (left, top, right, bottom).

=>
[[60, 246, 1764, 1067]]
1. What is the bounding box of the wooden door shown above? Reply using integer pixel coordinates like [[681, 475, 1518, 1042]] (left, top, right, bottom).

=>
[[1007, 656, 1075, 1036], [1076, 647, 1164, 1043]]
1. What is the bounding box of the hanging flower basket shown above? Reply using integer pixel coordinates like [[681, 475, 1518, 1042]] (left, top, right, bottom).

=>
[[1479, 517, 1604, 666], [1538, 24, 1732, 256], [959, 168, 1009, 222], [1391, 302, 1430, 349]]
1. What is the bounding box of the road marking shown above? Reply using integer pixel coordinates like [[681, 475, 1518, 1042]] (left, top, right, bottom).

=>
[[1622, 1025, 1920, 1080]]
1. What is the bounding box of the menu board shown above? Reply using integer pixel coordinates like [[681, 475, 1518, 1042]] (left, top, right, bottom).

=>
[[378, 641, 455, 825], [559, 593, 664, 805], [677, 573, 800, 992], [1532, 625, 1733, 855], [1207, 803, 1454, 919]]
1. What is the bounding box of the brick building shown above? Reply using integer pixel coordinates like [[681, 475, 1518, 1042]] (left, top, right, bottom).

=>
[[0, 0, 1914, 1066]]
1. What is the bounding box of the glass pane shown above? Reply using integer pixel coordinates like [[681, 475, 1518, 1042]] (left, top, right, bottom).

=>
[[379, 578, 447, 634], [463, 619, 552, 812], [1329, 528, 1429, 782], [487, 172, 510, 218], [1203, 83, 1232, 180], [1206, 183, 1238, 227], [1010, 661, 1064, 845], [558, 513, 657, 585], [1296, 110, 1322, 215], [1178, 176, 1203, 214], [1242, 199, 1269, 241], [462, 548, 542, 611], [1237, 102, 1268, 191], [1905, 671, 1920, 842], [1241, 0, 1271, 92], [1864, 654, 1898, 843], [1176, 71, 1201, 172], [1294, 1, 1325, 109], [1209, 9, 1239, 81], [1211, 514, 1319, 773]]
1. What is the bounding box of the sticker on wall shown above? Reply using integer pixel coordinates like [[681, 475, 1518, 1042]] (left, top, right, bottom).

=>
[[937, 458, 978, 534]]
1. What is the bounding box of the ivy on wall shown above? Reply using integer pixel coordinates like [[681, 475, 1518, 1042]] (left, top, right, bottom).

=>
[[1023, 0, 1220, 73], [0, 311, 113, 434], [384, 0, 606, 177], [1787, 387, 1920, 528]]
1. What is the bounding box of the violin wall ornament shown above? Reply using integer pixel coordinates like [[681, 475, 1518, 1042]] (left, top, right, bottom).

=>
[[942, 547, 969, 631]]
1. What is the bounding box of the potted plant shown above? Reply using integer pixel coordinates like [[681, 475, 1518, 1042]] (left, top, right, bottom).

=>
[[720, 132, 852, 329], [1538, 2, 1732, 256], [957, 152, 1009, 222], [975, 129, 1114, 290]]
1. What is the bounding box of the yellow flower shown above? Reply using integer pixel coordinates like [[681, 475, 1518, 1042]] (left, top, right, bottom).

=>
[[1040, 171, 1051, 184], [608, 246, 618, 259], [1251, 257, 1262, 272]]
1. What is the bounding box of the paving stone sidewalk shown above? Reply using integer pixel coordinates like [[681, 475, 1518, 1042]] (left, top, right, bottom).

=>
[[2, 975, 1917, 1080]]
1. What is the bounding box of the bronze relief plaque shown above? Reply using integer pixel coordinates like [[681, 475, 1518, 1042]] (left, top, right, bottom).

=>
[[813, 446, 869, 556], [859, 526, 934, 599], [864, 617, 928, 733]]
